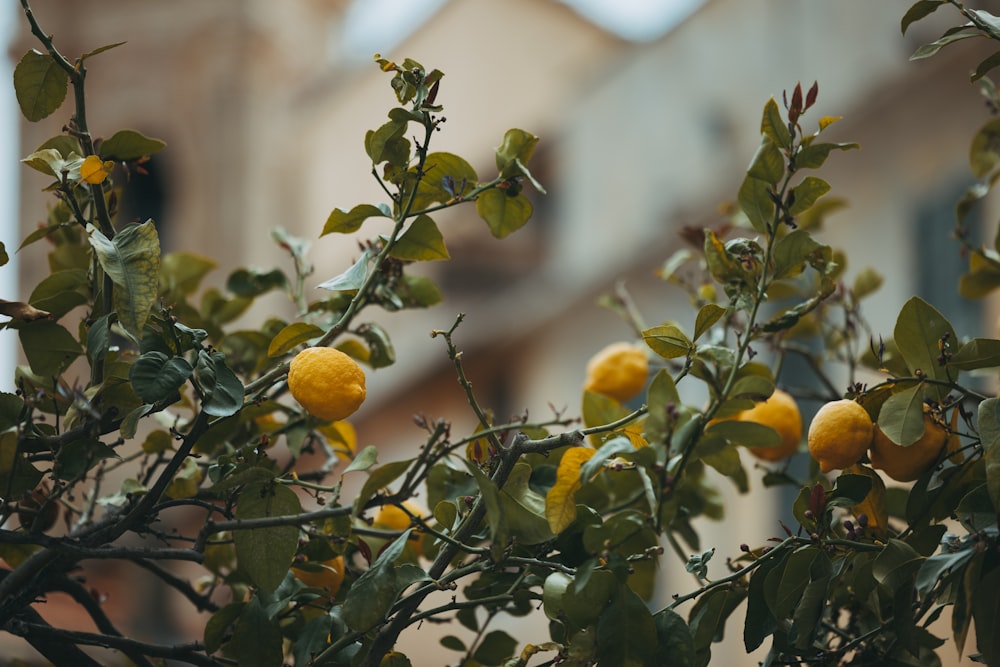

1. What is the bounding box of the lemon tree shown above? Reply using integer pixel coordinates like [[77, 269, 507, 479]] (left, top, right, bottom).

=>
[[4, 2, 1000, 667]]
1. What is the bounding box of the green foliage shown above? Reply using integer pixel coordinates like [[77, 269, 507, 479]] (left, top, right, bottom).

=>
[[4, 3, 1000, 667]]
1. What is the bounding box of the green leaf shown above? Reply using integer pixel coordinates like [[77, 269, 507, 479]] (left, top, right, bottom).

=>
[[412, 152, 479, 209], [35, 135, 82, 160], [787, 177, 830, 217], [473, 630, 518, 666], [596, 587, 657, 667], [267, 322, 323, 358], [744, 556, 782, 651], [395, 274, 443, 308], [476, 189, 532, 239], [194, 351, 244, 417], [877, 384, 926, 447], [87, 220, 161, 338], [689, 586, 747, 654], [893, 296, 955, 399], [29, 269, 88, 320], [949, 338, 1000, 371], [771, 229, 828, 280], [498, 462, 554, 545], [960, 252, 1000, 298], [352, 459, 414, 516], [231, 597, 284, 667], [365, 119, 409, 166], [761, 98, 791, 150], [978, 398, 1000, 512], [495, 128, 539, 178], [98, 129, 166, 161], [203, 602, 244, 654], [971, 117, 1000, 178], [705, 420, 781, 450], [828, 474, 873, 507], [902, 1, 946, 34], [972, 563, 1000, 667], [872, 539, 924, 592], [233, 481, 301, 594], [644, 369, 682, 445], [316, 247, 374, 292], [389, 215, 449, 261], [911, 31, 981, 61], [0, 393, 24, 433], [0, 432, 43, 498], [852, 267, 884, 300], [792, 572, 830, 649], [652, 608, 695, 667], [693, 304, 725, 341], [738, 174, 775, 235], [358, 322, 396, 369], [160, 252, 217, 298], [468, 460, 505, 545], [13, 50, 68, 122], [321, 204, 387, 236], [129, 351, 193, 404], [747, 136, 784, 185], [770, 547, 819, 619], [440, 635, 466, 652], [794, 142, 859, 170], [54, 439, 120, 481], [972, 50, 1000, 82], [226, 267, 288, 298], [643, 324, 692, 359], [915, 548, 975, 599], [20, 148, 69, 178], [342, 532, 426, 629], [18, 321, 81, 377]]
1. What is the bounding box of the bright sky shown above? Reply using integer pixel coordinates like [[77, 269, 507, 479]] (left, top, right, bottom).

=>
[[338, 0, 704, 61]]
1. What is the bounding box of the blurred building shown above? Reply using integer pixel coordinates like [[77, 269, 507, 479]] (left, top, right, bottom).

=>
[[6, 0, 998, 664]]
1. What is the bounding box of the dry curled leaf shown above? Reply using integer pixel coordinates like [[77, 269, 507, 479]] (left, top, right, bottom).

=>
[[0, 299, 51, 322]]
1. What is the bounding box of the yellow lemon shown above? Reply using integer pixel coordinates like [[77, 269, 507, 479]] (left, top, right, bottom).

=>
[[287, 347, 366, 422], [869, 407, 947, 482], [292, 555, 345, 598], [807, 399, 873, 473], [372, 500, 426, 559], [737, 389, 803, 462], [583, 342, 649, 402]]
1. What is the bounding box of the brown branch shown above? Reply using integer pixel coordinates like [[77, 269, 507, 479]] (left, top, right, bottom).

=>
[[9, 619, 220, 667], [130, 558, 220, 614]]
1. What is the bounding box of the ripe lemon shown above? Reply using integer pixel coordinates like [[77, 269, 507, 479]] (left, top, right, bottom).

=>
[[292, 555, 345, 598], [374, 500, 424, 531], [370, 500, 426, 560], [583, 342, 649, 402], [869, 407, 947, 482], [287, 347, 366, 422], [737, 389, 803, 462], [807, 399, 873, 473]]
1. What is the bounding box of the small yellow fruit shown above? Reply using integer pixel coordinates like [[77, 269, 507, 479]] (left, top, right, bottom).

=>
[[374, 500, 424, 531], [287, 347, 366, 422], [807, 399, 873, 473], [869, 408, 947, 482], [292, 555, 345, 598], [583, 342, 649, 402], [737, 389, 803, 462], [372, 500, 426, 559]]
